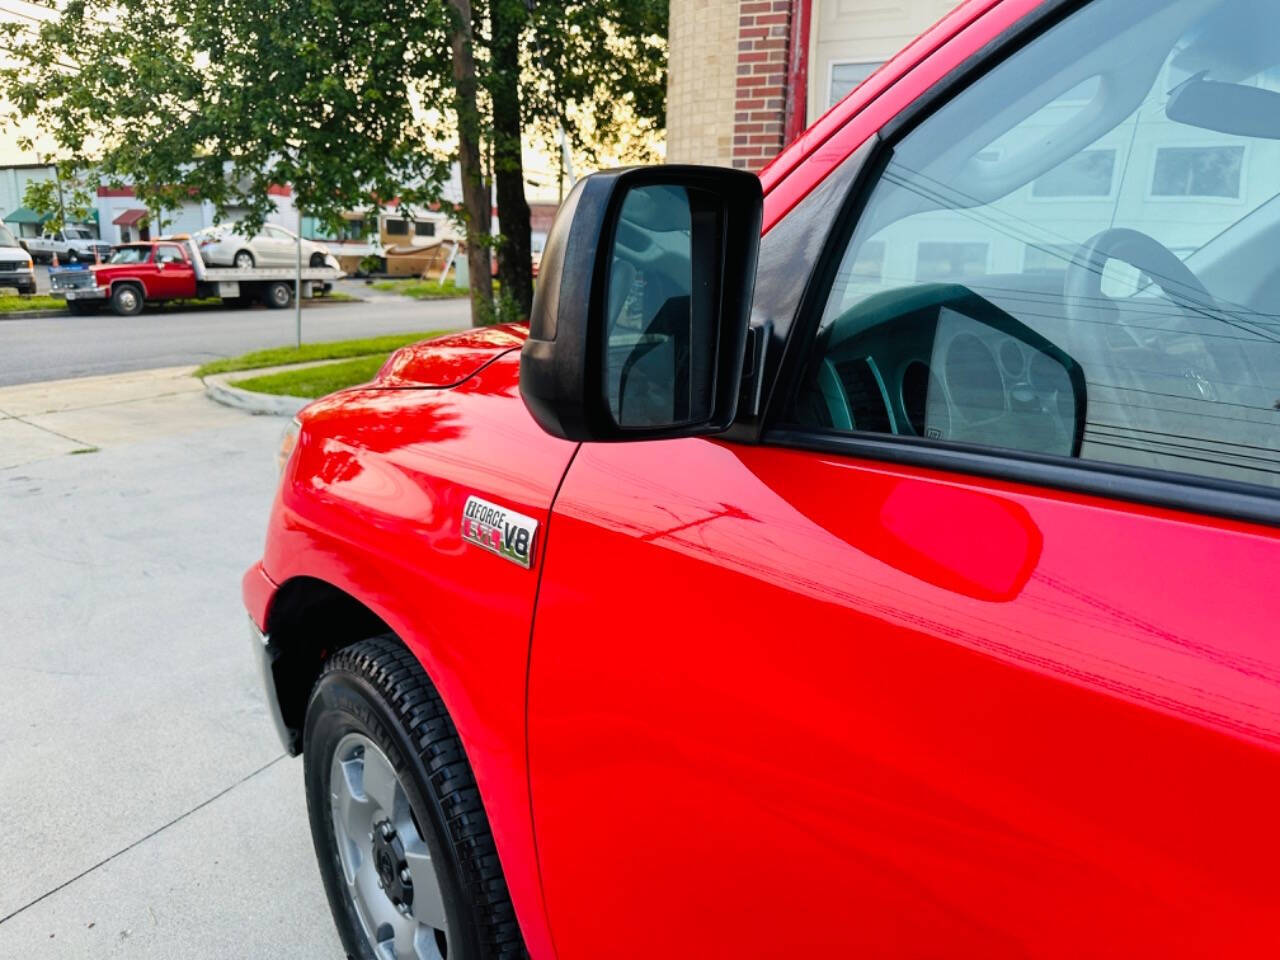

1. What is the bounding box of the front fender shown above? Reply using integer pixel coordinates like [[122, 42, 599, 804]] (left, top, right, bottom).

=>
[[249, 353, 573, 960]]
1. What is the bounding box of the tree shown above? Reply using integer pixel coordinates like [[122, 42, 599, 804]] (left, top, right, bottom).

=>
[[0, 0, 668, 326], [21, 164, 96, 234], [481, 0, 670, 319]]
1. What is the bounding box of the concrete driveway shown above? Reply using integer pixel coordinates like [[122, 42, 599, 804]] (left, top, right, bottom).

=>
[[0, 370, 343, 957]]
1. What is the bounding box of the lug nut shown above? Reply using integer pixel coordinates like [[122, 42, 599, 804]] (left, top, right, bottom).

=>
[[400, 867, 412, 884]]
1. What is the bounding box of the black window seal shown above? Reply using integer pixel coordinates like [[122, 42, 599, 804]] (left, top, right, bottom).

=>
[[755, 0, 1279, 529]]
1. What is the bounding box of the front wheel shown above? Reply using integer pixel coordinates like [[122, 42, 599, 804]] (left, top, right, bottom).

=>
[[110, 284, 143, 317], [303, 636, 525, 960], [233, 249, 255, 269]]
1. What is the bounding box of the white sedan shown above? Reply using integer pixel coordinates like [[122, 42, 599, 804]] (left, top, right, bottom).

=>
[[194, 224, 337, 269]]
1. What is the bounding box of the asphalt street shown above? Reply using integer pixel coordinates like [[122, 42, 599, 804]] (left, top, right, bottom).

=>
[[0, 372, 343, 957], [0, 289, 471, 386]]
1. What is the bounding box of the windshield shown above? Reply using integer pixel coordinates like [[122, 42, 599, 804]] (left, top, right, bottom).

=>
[[65, 226, 92, 239], [107, 245, 153, 264], [0, 224, 19, 248]]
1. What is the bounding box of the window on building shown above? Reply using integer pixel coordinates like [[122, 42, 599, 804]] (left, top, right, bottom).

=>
[[385, 219, 409, 236], [829, 61, 882, 109], [414, 221, 435, 237], [1031, 149, 1116, 197], [1152, 146, 1244, 197], [1022, 244, 1078, 275], [916, 242, 988, 282]]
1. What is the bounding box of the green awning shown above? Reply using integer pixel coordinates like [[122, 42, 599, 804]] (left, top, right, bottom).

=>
[[3, 206, 50, 226]]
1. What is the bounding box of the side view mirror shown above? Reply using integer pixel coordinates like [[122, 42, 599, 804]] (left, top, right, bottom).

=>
[[520, 165, 763, 442]]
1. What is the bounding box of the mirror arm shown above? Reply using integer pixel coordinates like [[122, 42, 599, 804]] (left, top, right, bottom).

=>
[[737, 322, 770, 418]]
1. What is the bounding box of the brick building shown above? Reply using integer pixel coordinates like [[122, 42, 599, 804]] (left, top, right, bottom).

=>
[[667, 0, 961, 170]]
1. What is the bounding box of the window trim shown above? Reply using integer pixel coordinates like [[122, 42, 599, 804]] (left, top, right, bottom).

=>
[[757, 0, 1280, 528]]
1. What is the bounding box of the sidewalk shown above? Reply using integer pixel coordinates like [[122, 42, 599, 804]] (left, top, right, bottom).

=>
[[0, 366, 246, 470]]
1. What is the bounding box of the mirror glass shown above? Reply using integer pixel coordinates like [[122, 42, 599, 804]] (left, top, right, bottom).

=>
[[605, 184, 714, 428]]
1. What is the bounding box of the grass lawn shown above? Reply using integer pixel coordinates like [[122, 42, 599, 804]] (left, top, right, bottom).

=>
[[194, 330, 447, 377], [316, 290, 360, 302], [230, 355, 391, 399], [0, 294, 64, 313], [370, 278, 470, 300]]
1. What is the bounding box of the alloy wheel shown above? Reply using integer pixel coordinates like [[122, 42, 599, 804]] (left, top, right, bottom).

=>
[[329, 732, 450, 960]]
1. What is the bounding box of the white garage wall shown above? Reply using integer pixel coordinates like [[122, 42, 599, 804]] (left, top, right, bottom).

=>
[[808, 0, 960, 121]]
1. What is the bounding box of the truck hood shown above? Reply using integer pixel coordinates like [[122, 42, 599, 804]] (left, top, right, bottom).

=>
[[89, 264, 136, 280], [0, 247, 29, 266], [374, 324, 528, 388]]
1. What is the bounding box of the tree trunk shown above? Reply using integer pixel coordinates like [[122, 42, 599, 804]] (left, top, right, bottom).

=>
[[447, 0, 494, 326], [491, 0, 533, 319]]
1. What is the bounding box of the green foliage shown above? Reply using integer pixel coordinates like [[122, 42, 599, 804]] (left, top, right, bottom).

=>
[[0, 1, 669, 322], [231, 355, 391, 398], [1, 1, 456, 236], [21, 166, 96, 234], [193, 331, 448, 377], [370, 278, 470, 300], [0, 294, 64, 313]]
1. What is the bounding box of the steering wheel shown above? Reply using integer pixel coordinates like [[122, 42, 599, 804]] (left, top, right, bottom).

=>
[[1063, 227, 1234, 384]]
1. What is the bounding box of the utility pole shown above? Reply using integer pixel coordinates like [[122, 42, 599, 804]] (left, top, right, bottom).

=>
[[295, 205, 303, 349]]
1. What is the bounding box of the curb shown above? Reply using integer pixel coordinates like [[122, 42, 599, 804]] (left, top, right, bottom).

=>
[[202, 372, 309, 417], [0, 297, 361, 323], [0, 308, 67, 321]]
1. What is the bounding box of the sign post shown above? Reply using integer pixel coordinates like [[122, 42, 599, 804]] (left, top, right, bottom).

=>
[[295, 208, 303, 349]]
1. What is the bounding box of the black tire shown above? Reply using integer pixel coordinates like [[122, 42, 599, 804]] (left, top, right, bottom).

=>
[[310, 251, 326, 268], [263, 280, 293, 309], [304, 636, 525, 960], [233, 249, 255, 269], [110, 283, 144, 317]]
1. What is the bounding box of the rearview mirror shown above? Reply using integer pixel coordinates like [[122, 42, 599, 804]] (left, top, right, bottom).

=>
[[520, 166, 763, 441], [1166, 74, 1280, 140]]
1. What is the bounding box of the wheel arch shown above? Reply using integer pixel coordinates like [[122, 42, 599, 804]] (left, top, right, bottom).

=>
[[264, 574, 395, 755], [109, 277, 148, 298]]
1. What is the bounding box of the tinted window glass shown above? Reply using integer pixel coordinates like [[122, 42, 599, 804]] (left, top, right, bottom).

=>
[[788, 0, 1280, 490], [108, 245, 152, 264], [385, 219, 408, 236]]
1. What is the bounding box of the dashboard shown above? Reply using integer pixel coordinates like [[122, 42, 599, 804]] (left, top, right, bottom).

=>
[[798, 284, 1084, 459]]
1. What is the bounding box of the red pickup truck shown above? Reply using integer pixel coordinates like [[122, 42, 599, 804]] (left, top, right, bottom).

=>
[[49, 238, 341, 316], [245, 0, 1279, 957]]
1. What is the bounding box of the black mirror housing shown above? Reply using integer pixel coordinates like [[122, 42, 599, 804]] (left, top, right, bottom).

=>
[[520, 165, 763, 442]]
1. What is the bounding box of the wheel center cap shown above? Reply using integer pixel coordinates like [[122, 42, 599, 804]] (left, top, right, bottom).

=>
[[371, 819, 413, 911]]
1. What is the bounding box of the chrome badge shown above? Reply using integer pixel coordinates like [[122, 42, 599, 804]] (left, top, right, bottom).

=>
[[461, 496, 538, 569]]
